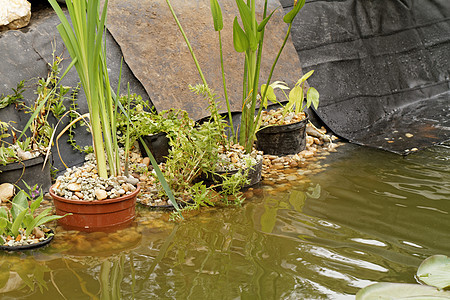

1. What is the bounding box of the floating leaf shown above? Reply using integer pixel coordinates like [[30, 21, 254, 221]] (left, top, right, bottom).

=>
[[356, 282, 450, 299], [417, 255, 450, 290]]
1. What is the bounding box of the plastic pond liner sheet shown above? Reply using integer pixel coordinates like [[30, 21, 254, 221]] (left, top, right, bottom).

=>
[[282, 0, 450, 154]]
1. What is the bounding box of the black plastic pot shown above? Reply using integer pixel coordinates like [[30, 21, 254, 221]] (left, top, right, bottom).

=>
[[256, 116, 308, 156], [138, 132, 171, 164], [0, 230, 54, 251], [200, 158, 263, 189], [0, 155, 52, 193]]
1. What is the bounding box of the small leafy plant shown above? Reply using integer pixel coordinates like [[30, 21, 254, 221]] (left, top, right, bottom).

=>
[[0, 52, 72, 166], [0, 184, 70, 246], [167, 0, 307, 152], [261, 70, 320, 120]]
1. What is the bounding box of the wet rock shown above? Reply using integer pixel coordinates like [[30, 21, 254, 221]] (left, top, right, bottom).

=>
[[0, 183, 15, 202]]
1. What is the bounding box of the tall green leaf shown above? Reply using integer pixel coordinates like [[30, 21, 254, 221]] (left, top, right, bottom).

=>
[[283, 0, 305, 24], [10, 208, 28, 237], [210, 0, 223, 31], [11, 190, 28, 220], [233, 17, 249, 52]]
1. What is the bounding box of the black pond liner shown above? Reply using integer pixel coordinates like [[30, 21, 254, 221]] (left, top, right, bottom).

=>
[[138, 132, 171, 164], [255, 116, 308, 156], [0, 230, 54, 251], [0, 155, 52, 193]]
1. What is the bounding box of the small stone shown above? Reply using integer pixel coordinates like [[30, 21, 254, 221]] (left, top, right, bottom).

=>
[[117, 189, 125, 195], [142, 157, 150, 167], [75, 192, 84, 199], [286, 175, 298, 181], [405, 133, 414, 138], [411, 148, 418, 152], [0, 183, 15, 202], [67, 183, 81, 192], [95, 189, 108, 200], [126, 176, 140, 185], [32, 227, 45, 239]]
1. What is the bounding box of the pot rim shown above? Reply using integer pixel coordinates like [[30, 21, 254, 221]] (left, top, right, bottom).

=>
[[49, 184, 140, 205]]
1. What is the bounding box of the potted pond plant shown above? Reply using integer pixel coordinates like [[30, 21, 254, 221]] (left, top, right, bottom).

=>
[[255, 70, 319, 156], [167, 0, 308, 154], [0, 56, 70, 192], [46, 0, 143, 231], [0, 184, 69, 250], [48, 0, 183, 227]]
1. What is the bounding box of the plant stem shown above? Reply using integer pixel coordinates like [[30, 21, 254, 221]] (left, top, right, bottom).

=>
[[165, 0, 208, 87], [218, 30, 235, 141]]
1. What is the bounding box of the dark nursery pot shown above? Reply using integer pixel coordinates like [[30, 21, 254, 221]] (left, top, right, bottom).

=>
[[0, 155, 52, 193], [49, 184, 140, 232], [138, 132, 171, 163], [256, 115, 308, 156], [0, 229, 54, 251], [200, 158, 263, 189]]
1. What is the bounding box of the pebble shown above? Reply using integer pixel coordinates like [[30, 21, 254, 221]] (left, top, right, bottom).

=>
[[142, 157, 150, 166], [95, 189, 108, 200], [0, 183, 15, 202], [67, 183, 81, 192]]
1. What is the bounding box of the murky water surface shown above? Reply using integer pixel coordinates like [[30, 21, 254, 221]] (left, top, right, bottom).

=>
[[1, 143, 449, 299]]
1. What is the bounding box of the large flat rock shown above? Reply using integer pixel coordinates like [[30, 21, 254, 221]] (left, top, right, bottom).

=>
[[107, 0, 304, 120]]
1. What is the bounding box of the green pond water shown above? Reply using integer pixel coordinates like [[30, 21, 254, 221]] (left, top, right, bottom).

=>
[[1, 142, 449, 299]]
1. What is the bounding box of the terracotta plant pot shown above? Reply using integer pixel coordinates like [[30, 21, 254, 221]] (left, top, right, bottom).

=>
[[49, 184, 140, 232], [256, 115, 309, 156], [0, 155, 52, 193]]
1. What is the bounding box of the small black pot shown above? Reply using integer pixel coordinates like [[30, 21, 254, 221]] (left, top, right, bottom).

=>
[[0, 230, 54, 251], [256, 115, 308, 156], [138, 132, 171, 164], [200, 158, 263, 189], [0, 155, 52, 193]]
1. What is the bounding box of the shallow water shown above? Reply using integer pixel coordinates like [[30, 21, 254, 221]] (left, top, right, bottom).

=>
[[0, 142, 449, 299]]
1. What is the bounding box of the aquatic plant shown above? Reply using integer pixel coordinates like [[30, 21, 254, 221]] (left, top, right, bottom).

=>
[[356, 254, 450, 299], [167, 0, 306, 153], [0, 184, 69, 244]]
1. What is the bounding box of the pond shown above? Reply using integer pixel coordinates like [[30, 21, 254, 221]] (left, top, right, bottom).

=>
[[1, 142, 449, 299]]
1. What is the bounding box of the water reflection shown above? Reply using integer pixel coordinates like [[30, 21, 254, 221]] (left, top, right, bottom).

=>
[[0, 143, 448, 299]]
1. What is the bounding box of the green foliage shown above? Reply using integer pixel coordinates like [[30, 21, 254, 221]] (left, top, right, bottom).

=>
[[116, 93, 188, 146], [167, 0, 307, 152], [66, 83, 94, 154], [0, 80, 25, 109], [49, 0, 121, 179], [0, 52, 73, 165], [261, 70, 320, 119], [356, 255, 450, 299], [0, 184, 70, 244]]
